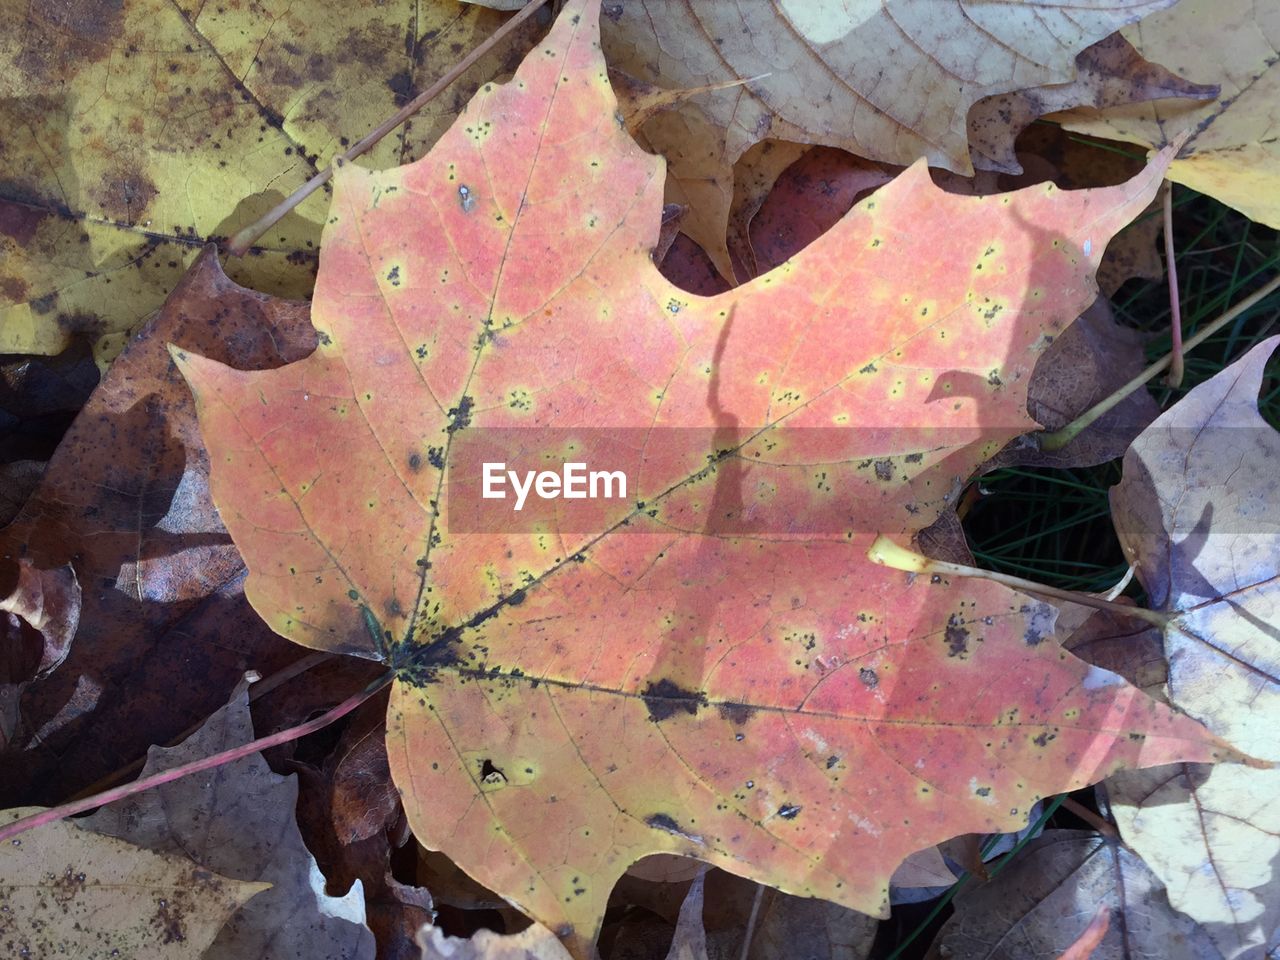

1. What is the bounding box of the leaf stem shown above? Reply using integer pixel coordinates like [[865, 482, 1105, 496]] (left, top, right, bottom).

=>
[[1162, 184, 1185, 387], [867, 536, 1170, 628], [1039, 272, 1280, 451], [225, 0, 553, 256], [0, 669, 394, 844]]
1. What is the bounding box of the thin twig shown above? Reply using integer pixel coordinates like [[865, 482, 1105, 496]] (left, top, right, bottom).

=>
[[226, 0, 553, 256], [1039, 272, 1280, 450], [1163, 185, 1185, 387], [1060, 796, 1119, 838], [0, 670, 394, 844], [738, 884, 765, 960]]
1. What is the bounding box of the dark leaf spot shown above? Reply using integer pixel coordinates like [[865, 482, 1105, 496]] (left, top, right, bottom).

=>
[[641, 678, 706, 722]]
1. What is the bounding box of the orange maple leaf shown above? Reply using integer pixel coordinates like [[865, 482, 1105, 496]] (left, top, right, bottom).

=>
[[175, 1, 1242, 953]]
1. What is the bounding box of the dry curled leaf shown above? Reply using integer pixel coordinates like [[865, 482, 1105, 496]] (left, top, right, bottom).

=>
[[0, 558, 78, 748]]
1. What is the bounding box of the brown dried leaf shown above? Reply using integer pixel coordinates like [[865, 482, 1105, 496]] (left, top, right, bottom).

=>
[[82, 677, 377, 960], [986, 299, 1160, 470], [0, 247, 311, 805], [0, 558, 78, 748]]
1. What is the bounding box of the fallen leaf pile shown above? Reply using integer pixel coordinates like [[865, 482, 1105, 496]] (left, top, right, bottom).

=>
[[2, 0, 1278, 957]]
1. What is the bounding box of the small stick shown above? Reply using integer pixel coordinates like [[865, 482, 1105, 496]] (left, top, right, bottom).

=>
[[1060, 796, 1119, 838], [226, 0, 553, 256], [0, 670, 394, 844], [1040, 272, 1280, 451], [867, 536, 1172, 628], [1163, 185, 1185, 387], [738, 884, 765, 960]]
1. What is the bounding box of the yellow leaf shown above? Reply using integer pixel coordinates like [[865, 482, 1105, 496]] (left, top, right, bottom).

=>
[[0, 0, 541, 362], [0, 807, 266, 959], [1056, 0, 1280, 228]]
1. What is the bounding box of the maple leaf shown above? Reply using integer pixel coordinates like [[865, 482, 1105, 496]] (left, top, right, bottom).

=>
[[1105, 337, 1280, 957], [175, 1, 1247, 953]]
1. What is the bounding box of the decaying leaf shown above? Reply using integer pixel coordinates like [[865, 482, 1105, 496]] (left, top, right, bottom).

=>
[[0, 248, 311, 806], [176, 2, 1247, 954], [82, 676, 377, 960], [0, 805, 265, 959], [1107, 337, 1280, 958], [594, 0, 1184, 278], [0, 557, 79, 747], [968, 33, 1217, 174], [1057, 0, 1280, 229], [927, 830, 1219, 960], [0, 0, 543, 361]]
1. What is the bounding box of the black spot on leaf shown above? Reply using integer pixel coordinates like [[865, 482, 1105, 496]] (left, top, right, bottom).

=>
[[945, 614, 970, 657], [447, 395, 474, 433], [717, 701, 756, 725], [645, 812, 683, 834], [641, 678, 706, 722]]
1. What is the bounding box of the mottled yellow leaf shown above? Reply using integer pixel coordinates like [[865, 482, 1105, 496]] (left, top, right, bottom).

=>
[[0, 806, 265, 959], [1057, 0, 1280, 228], [0, 0, 541, 361]]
